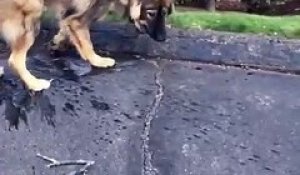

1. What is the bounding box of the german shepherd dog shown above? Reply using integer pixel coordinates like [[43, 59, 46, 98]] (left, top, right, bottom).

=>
[[0, 0, 174, 91]]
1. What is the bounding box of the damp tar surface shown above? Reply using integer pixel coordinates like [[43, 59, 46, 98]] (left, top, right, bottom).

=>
[[0, 30, 299, 175], [0, 35, 157, 174]]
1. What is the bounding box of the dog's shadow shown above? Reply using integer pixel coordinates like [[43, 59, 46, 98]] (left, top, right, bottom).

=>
[[0, 77, 56, 130]]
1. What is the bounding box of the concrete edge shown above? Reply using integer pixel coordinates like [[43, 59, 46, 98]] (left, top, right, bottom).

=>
[[41, 20, 300, 73]]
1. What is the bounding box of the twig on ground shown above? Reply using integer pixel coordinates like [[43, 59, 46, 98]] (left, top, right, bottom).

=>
[[36, 153, 95, 175]]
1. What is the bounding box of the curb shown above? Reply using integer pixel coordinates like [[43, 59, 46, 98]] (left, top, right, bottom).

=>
[[43, 21, 300, 72]]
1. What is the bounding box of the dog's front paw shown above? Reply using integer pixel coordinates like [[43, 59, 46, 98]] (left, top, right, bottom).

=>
[[24, 77, 51, 91], [89, 55, 116, 68]]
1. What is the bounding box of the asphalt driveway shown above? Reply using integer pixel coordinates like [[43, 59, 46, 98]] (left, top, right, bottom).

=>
[[0, 24, 299, 175]]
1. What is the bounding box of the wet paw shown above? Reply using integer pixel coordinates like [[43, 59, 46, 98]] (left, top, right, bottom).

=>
[[48, 40, 69, 51], [89, 55, 116, 68], [25, 78, 51, 91]]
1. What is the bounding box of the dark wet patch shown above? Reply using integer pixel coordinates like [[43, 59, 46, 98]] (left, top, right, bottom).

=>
[[38, 94, 56, 126], [90, 100, 110, 111], [263, 166, 275, 172], [1, 87, 56, 130], [81, 85, 94, 93], [239, 161, 246, 166], [247, 72, 255, 75], [113, 119, 122, 124], [195, 66, 202, 71], [140, 89, 153, 96], [270, 149, 280, 156], [121, 112, 133, 120], [0, 73, 55, 129], [63, 102, 75, 112], [4, 96, 29, 130]]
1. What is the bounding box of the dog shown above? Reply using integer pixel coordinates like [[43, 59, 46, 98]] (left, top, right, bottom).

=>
[[0, 0, 174, 91]]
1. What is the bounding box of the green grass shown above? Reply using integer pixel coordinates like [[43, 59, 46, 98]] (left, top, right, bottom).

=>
[[41, 9, 300, 38], [168, 11, 300, 38]]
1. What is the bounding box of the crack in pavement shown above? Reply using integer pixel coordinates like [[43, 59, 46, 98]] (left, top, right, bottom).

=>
[[142, 60, 165, 175]]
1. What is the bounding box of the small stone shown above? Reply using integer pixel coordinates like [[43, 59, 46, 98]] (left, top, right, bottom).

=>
[[66, 59, 92, 76]]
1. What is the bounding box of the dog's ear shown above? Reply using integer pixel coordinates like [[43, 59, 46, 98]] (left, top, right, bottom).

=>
[[129, 0, 141, 20], [168, 2, 175, 15], [128, 0, 144, 32]]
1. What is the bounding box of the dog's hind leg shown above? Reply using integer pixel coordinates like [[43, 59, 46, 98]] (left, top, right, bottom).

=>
[[4, 19, 51, 91], [48, 7, 72, 52], [49, 21, 70, 51], [62, 16, 115, 68]]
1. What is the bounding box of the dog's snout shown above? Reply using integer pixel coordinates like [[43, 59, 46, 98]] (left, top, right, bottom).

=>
[[153, 33, 166, 41]]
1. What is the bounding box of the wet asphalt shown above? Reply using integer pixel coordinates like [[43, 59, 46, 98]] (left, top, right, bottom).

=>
[[0, 25, 299, 175]]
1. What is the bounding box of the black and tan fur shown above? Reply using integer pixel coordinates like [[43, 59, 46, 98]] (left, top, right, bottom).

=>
[[0, 0, 174, 91]]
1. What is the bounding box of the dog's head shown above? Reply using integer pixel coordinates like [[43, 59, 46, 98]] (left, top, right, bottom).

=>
[[129, 0, 174, 42]]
